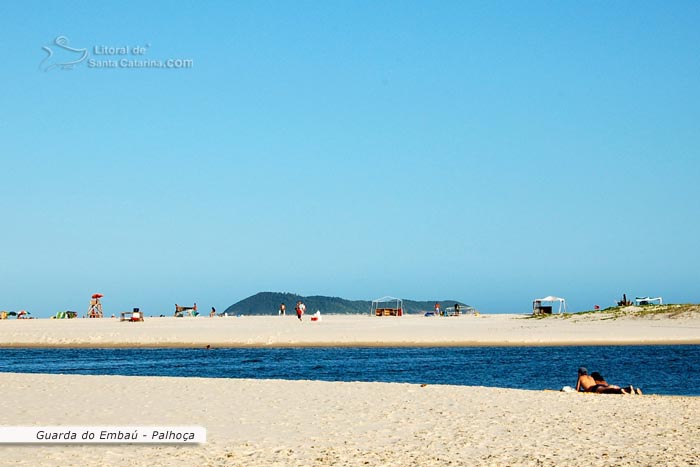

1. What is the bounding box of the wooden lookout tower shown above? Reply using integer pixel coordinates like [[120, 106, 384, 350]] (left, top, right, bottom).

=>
[[87, 293, 104, 318]]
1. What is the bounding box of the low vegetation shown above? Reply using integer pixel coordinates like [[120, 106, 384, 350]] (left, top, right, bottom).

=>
[[527, 303, 700, 320]]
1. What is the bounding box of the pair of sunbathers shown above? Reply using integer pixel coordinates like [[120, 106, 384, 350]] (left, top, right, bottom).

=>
[[586, 384, 606, 393]]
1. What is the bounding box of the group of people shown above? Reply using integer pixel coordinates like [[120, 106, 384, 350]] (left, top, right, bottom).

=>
[[433, 302, 461, 316], [576, 367, 642, 395], [278, 302, 305, 321]]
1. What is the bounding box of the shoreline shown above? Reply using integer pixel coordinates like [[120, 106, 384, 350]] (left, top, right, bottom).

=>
[[2, 339, 700, 349]]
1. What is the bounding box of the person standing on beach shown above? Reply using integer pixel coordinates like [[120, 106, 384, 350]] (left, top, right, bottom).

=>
[[279, 303, 286, 316], [434, 302, 441, 316], [295, 301, 305, 321]]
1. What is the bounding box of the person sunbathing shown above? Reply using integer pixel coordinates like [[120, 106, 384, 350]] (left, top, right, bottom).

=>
[[576, 367, 640, 395], [575, 367, 597, 392], [591, 371, 642, 395]]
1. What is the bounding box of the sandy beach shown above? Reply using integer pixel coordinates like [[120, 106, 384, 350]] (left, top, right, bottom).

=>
[[2, 312, 699, 465], [1, 312, 700, 347], [0, 372, 698, 466]]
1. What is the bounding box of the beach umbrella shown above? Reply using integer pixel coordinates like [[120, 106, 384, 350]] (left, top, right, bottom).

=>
[[92, 293, 104, 299], [7, 311, 17, 316]]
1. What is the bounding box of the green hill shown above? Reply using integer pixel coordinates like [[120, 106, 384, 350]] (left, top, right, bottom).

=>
[[223, 292, 472, 315]]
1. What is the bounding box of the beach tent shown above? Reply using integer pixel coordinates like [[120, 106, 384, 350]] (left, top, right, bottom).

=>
[[175, 303, 198, 317], [445, 304, 476, 316], [371, 296, 403, 317], [532, 296, 567, 314], [635, 296, 663, 305], [54, 311, 78, 319]]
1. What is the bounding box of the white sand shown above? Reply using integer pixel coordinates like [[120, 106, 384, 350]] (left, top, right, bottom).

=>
[[1, 313, 699, 347], [0, 373, 698, 466]]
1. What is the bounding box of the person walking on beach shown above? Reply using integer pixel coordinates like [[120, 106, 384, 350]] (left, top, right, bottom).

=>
[[295, 301, 305, 321], [434, 302, 441, 316], [279, 303, 286, 316]]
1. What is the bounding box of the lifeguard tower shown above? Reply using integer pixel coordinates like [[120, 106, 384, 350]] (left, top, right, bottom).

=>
[[175, 303, 198, 317], [87, 293, 104, 318]]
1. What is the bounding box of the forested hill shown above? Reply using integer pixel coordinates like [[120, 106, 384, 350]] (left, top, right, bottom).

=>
[[223, 292, 471, 315]]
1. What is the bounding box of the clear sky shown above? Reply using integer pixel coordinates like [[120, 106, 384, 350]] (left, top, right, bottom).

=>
[[1, 1, 698, 317]]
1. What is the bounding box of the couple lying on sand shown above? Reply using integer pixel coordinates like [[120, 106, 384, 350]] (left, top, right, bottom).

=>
[[576, 367, 643, 395]]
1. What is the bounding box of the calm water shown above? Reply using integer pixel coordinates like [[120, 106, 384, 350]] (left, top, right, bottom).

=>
[[1, 345, 698, 396]]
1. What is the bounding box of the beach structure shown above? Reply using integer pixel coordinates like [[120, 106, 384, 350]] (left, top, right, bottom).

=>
[[532, 296, 567, 315], [0, 311, 22, 319], [617, 293, 633, 306], [371, 296, 403, 316], [121, 308, 144, 322], [635, 296, 663, 305], [175, 303, 198, 317], [87, 294, 104, 318], [444, 304, 475, 316], [54, 311, 78, 319], [1, 311, 27, 319]]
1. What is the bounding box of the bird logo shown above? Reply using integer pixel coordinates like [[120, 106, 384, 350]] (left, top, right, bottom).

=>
[[40, 36, 88, 71]]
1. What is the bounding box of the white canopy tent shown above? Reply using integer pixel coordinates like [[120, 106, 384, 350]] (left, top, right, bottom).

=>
[[635, 296, 663, 305], [371, 296, 404, 317], [532, 296, 567, 314]]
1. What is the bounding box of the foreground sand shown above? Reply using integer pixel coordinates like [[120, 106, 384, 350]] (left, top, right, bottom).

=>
[[0, 373, 698, 466], [1, 313, 700, 347]]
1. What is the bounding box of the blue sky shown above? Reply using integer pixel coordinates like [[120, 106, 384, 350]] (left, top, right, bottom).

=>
[[1, 1, 699, 316]]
